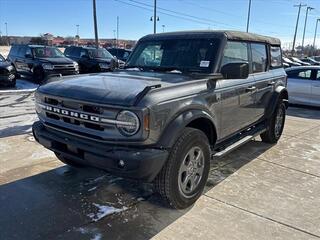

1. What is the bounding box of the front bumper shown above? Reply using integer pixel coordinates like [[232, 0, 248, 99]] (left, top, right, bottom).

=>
[[32, 121, 168, 182]]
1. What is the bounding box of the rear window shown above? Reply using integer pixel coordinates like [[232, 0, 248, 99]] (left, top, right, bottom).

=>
[[251, 43, 268, 73], [270, 46, 282, 68]]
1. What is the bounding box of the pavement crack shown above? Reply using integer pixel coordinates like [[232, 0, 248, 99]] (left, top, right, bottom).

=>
[[205, 195, 320, 239], [257, 158, 320, 179]]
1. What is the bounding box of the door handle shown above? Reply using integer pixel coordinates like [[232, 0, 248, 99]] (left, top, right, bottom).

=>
[[268, 81, 276, 86], [246, 86, 256, 92]]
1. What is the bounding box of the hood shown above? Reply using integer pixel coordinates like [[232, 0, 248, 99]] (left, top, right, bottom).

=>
[[38, 71, 199, 107], [37, 57, 74, 64]]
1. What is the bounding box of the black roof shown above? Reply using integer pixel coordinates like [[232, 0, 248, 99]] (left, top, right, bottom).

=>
[[140, 30, 281, 45]]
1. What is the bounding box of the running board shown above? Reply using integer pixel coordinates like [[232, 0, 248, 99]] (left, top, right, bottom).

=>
[[213, 129, 266, 158]]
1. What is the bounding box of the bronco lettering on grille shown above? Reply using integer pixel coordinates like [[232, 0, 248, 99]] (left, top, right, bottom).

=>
[[41, 104, 100, 122]]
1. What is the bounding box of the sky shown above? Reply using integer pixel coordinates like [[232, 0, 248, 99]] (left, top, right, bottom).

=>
[[1, 0, 320, 48]]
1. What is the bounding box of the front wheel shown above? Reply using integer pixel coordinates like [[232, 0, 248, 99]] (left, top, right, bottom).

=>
[[154, 127, 211, 209], [260, 99, 286, 143]]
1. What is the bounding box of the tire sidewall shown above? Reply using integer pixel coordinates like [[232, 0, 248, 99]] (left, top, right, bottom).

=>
[[168, 130, 210, 208], [272, 101, 286, 140]]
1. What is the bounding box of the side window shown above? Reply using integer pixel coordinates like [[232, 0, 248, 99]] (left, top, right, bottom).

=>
[[222, 41, 248, 67], [80, 49, 88, 58], [64, 47, 71, 57], [251, 43, 267, 73], [25, 47, 32, 56], [287, 70, 312, 80], [270, 46, 282, 68], [316, 70, 320, 80], [72, 48, 81, 58]]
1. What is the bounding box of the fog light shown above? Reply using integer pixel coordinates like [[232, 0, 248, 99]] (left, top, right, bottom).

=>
[[118, 159, 125, 168]]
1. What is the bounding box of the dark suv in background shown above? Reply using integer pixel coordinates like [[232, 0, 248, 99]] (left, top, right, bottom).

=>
[[64, 46, 116, 73], [107, 47, 132, 68], [7, 45, 79, 83]]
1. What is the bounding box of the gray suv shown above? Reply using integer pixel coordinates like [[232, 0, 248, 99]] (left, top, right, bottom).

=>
[[32, 31, 288, 209]]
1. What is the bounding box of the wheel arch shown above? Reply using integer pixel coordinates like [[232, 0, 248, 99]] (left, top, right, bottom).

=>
[[265, 86, 288, 119], [157, 109, 218, 149]]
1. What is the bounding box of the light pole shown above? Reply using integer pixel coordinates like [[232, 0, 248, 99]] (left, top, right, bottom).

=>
[[246, 0, 252, 32], [313, 18, 320, 54], [116, 16, 119, 47], [292, 3, 307, 55], [301, 6, 314, 51], [162, 25, 165, 33], [153, 0, 157, 33], [76, 24, 80, 36], [5, 22, 9, 46], [92, 0, 99, 48]]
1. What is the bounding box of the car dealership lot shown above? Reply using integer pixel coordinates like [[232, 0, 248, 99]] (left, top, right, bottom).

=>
[[0, 90, 320, 240]]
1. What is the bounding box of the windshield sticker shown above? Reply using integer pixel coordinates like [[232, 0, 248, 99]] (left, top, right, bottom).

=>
[[200, 61, 210, 67]]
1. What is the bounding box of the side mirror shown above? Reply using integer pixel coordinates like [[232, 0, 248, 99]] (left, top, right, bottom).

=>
[[25, 53, 33, 59], [221, 62, 249, 79]]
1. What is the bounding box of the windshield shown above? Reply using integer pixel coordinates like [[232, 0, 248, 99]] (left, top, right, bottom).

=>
[[126, 38, 220, 73], [33, 47, 64, 58], [0, 54, 5, 62], [87, 48, 113, 59]]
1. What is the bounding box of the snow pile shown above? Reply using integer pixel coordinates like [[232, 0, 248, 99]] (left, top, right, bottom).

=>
[[88, 203, 128, 222]]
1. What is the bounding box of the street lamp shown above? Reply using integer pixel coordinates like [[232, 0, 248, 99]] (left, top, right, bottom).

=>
[[162, 25, 165, 33], [76, 24, 80, 36], [313, 18, 320, 55], [301, 6, 314, 51]]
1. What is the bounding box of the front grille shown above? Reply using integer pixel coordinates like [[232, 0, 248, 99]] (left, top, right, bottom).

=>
[[53, 64, 76, 70], [41, 96, 116, 132]]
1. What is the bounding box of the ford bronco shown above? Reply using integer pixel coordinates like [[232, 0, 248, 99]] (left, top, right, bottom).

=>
[[32, 31, 288, 209]]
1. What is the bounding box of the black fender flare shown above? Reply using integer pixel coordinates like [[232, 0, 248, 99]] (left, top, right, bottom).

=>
[[265, 86, 288, 119], [157, 109, 217, 149]]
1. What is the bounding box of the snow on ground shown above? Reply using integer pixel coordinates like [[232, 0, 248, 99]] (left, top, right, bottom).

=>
[[0, 79, 38, 93], [88, 203, 128, 222]]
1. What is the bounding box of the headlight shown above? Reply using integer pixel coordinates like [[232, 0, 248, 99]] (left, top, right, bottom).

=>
[[99, 63, 109, 69], [73, 62, 79, 70], [116, 110, 140, 136], [7, 65, 14, 71], [42, 63, 54, 70]]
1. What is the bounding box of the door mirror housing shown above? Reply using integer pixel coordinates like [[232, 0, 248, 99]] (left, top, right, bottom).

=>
[[221, 62, 249, 79], [25, 53, 33, 59]]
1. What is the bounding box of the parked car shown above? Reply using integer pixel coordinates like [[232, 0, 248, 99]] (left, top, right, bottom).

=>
[[107, 48, 132, 69], [32, 30, 288, 209], [289, 57, 311, 66], [0, 54, 16, 87], [283, 57, 301, 67], [7, 45, 79, 83], [285, 66, 320, 107], [64, 46, 116, 73], [300, 57, 320, 65], [311, 56, 320, 62]]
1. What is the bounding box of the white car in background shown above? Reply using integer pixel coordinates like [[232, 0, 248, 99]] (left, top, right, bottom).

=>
[[285, 66, 320, 107]]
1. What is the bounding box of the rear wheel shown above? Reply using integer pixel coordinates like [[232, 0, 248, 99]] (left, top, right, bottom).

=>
[[154, 127, 211, 209], [261, 99, 286, 143]]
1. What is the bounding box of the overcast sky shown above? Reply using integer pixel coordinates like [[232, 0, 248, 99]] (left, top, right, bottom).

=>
[[1, 0, 320, 47]]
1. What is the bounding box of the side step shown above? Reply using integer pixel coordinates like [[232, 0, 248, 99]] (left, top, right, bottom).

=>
[[213, 128, 266, 158]]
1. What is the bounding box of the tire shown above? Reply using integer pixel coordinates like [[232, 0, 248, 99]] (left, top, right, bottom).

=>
[[154, 127, 211, 209], [33, 67, 45, 83], [260, 99, 286, 144], [8, 78, 16, 88], [54, 152, 83, 168]]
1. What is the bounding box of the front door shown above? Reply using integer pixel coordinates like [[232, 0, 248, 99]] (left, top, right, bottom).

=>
[[287, 68, 312, 105], [219, 41, 257, 139]]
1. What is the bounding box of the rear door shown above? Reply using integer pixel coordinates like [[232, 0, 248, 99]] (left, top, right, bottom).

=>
[[250, 43, 273, 120], [311, 69, 320, 106], [287, 68, 313, 105]]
